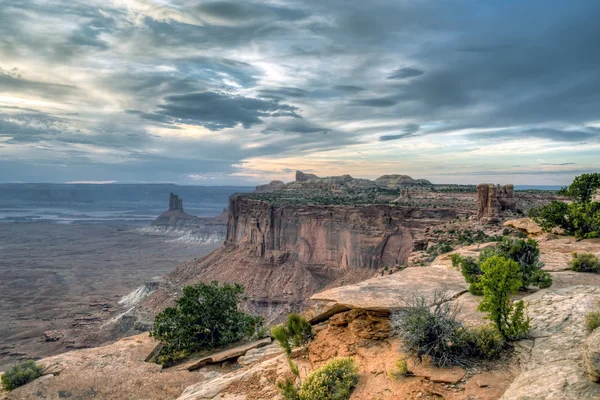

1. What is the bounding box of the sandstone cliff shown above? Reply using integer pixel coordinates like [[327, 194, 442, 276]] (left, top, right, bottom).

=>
[[226, 195, 458, 269], [138, 195, 460, 325]]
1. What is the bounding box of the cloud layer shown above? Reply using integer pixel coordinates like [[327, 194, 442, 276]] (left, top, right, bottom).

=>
[[1, 0, 599, 184]]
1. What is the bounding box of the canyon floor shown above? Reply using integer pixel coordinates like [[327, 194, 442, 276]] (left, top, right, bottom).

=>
[[0, 222, 220, 370]]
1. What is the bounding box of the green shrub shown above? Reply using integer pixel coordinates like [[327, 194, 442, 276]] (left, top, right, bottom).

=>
[[530, 173, 600, 239], [271, 313, 314, 356], [1, 360, 42, 391], [569, 252, 600, 273], [150, 281, 263, 366], [454, 237, 552, 291], [297, 358, 359, 400], [465, 324, 506, 359], [477, 256, 530, 340], [391, 292, 472, 367], [585, 311, 600, 332], [387, 358, 412, 379]]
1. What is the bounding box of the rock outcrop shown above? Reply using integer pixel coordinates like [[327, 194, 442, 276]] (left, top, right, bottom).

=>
[[500, 286, 600, 400], [169, 192, 184, 211], [150, 194, 228, 242], [476, 183, 516, 223], [254, 180, 285, 193], [584, 329, 600, 382], [296, 170, 318, 182]]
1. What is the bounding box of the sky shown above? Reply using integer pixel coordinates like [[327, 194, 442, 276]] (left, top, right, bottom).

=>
[[1, 0, 599, 186]]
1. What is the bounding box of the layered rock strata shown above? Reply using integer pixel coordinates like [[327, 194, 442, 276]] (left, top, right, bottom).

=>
[[477, 183, 516, 223]]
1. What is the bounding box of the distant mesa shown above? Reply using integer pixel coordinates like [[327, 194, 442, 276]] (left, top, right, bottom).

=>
[[375, 174, 432, 187], [296, 170, 319, 182], [254, 171, 432, 193], [255, 180, 285, 193]]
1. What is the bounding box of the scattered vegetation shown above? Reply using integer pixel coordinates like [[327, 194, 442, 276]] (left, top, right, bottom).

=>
[[453, 237, 552, 294], [150, 281, 263, 366], [477, 256, 530, 340], [271, 313, 314, 356], [296, 358, 359, 400], [530, 173, 600, 238], [585, 311, 600, 333], [585, 301, 600, 333], [388, 358, 412, 379], [465, 324, 506, 360], [278, 356, 359, 400], [390, 292, 506, 367], [1, 360, 42, 391], [569, 252, 600, 273]]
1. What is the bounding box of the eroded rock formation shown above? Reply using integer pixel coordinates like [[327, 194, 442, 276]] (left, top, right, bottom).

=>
[[476, 183, 516, 223], [169, 192, 184, 211], [226, 195, 458, 269]]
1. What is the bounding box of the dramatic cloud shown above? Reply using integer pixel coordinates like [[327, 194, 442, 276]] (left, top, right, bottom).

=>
[[151, 91, 301, 130], [386, 67, 424, 80], [1, 0, 599, 184]]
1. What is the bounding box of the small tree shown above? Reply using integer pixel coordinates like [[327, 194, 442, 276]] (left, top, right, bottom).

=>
[[454, 237, 551, 292], [531, 173, 600, 239], [150, 281, 263, 366], [558, 173, 600, 203], [477, 256, 530, 340], [1, 360, 42, 391], [271, 313, 314, 356]]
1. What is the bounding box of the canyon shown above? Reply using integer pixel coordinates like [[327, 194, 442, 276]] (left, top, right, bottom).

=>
[[4, 173, 592, 400]]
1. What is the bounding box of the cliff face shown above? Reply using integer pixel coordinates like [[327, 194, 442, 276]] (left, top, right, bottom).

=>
[[226, 196, 458, 269]]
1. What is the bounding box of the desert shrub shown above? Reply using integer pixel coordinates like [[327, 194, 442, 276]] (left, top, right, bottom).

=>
[[531, 173, 600, 239], [297, 357, 359, 400], [391, 292, 472, 367], [477, 256, 530, 340], [1, 360, 42, 391], [150, 281, 263, 366], [271, 313, 314, 356], [387, 358, 412, 379], [569, 253, 600, 273], [453, 237, 551, 291], [464, 324, 506, 359], [585, 311, 600, 333]]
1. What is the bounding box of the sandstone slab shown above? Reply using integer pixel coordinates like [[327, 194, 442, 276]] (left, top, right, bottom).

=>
[[500, 286, 600, 400], [310, 266, 468, 313], [184, 337, 272, 371], [177, 354, 287, 400], [237, 343, 284, 366]]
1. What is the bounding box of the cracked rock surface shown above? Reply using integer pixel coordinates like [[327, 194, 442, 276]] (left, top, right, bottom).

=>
[[501, 286, 600, 400]]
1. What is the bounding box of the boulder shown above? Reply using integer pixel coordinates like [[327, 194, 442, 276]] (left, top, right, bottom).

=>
[[584, 329, 600, 382], [504, 218, 544, 236]]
